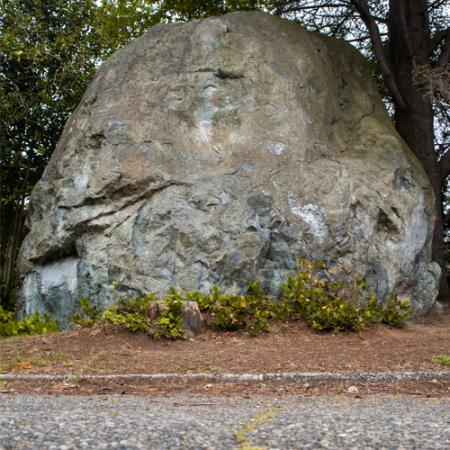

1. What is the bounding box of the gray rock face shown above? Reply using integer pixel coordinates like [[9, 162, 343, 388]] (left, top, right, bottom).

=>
[[18, 11, 440, 325]]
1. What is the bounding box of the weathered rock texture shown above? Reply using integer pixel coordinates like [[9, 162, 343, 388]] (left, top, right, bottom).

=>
[[18, 11, 440, 325], [147, 301, 203, 336]]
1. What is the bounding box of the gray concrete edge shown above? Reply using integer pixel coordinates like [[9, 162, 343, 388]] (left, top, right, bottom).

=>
[[1, 371, 450, 383]]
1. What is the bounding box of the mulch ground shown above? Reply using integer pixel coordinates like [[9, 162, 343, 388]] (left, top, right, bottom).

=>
[[1, 305, 449, 396], [2, 379, 450, 397]]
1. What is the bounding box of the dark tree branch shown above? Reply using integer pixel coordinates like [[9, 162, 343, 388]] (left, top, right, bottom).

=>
[[444, 211, 450, 227], [430, 27, 450, 53], [436, 36, 450, 68], [273, 1, 349, 16], [350, 0, 407, 109], [428, 0, 449, 11], [439, 149, 450, 181]]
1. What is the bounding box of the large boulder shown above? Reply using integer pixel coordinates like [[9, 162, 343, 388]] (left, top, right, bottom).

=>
[[18, 11, 440, 325]]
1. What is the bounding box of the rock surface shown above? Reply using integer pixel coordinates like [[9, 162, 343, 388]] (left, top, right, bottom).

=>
[[18, 11, 440, 325], [147, 300, 203, 335]]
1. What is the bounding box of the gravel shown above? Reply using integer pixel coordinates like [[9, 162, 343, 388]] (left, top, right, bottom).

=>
[[0, 395, 449, 449]]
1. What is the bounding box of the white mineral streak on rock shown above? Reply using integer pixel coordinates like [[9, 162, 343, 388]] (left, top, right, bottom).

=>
[[196, 120, 212, 143], [288, 193, 327, 245], [74, 174, 89, 190], [403, 193, 428, 261], [40, 259, 78, 294], [195, 102, 215, 144], [266, 141, 286, 155]]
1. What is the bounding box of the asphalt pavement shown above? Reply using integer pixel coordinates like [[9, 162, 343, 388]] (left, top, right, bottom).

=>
[[0, 394, 449, 449]]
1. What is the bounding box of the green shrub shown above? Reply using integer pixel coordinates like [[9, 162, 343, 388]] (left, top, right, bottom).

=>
[[185, 290, 213, 311], [196, 283, 272, 336], [361, 290, 412, 328], [153, 289, 187, 340], [377, 295, 413, 328], [69, 259, 414, 339], [278, 260, 412, 332], [307, 299, 366, 332], [71, 296, 102, 327], [100, 295, 156, 333], [76, 292, 187, 340], [0, 306, 59, 337], [433, 354, 450, 367], [279, 260, 366, 332]]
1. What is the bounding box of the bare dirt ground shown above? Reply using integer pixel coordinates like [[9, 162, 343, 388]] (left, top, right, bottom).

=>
[[1, 305, 449, 396]]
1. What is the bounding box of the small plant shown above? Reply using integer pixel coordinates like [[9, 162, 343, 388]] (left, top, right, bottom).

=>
[[0, 306, 59, 337], [71, 297, 102, 327], [100, 295, 156, 333], [153, 289, 187, 340], [360, 287, 413, 328], [75, 292, 188, 340], [200, 283, 272, 336], [185, 290, 213, 311], [377, 295, 413, 328], [279, 260, 366, 332], [433, 354, 450, 367], [278, 260, 413, 332], [234, 404, 281, 450]]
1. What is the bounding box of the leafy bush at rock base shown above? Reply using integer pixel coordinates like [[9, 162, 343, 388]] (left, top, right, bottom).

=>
[[71, 296, 103, 327], [152, 289, 187, 340], [3, 260, 413, 340], [73, 292, 187, 340], [71, 260, 412, 338], [0, 306, 59, 337], [190, 283, 272, 336], [278, 260, 413, 332]]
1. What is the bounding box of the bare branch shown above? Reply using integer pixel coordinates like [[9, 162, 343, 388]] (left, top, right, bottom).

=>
[[430, 27, 450, 53], [444, 211, 450, 227], [413, 62, 450, 104], [428, 0, 449, 11], [274, 2, 349, 16], [436, 35, 450, 68], [440, 150, 450, 181], [350, 0, 407, 109]]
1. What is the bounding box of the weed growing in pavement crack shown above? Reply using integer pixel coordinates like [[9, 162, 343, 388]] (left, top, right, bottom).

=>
[[234, 403, 283, 450]]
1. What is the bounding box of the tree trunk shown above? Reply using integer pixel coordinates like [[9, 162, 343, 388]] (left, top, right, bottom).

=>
[[388, 0, 449, 299], [0, 202, 26, 309]]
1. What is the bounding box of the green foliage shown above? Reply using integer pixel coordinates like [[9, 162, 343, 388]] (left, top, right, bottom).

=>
[[363, 294, 413, 328], [71, 297, 102, 327], [71, 260, 413, 339], [0, 0, 103, 307], [185, 290, 214, 311], [433, 354, 450, 367], [0, 306, 59, 338], [278, 260, 364, 332], [101, 309, 150, 332], [379, 296, 413, 328], [201, 283, 271, 336], [153, 289, 187, 340], [278, 260, 412, 332], [100, 295, 156, 332], [75, 292, 187, 339]]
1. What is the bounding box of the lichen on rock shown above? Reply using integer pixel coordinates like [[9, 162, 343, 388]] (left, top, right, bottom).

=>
[[18, 11, 440, 326]]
